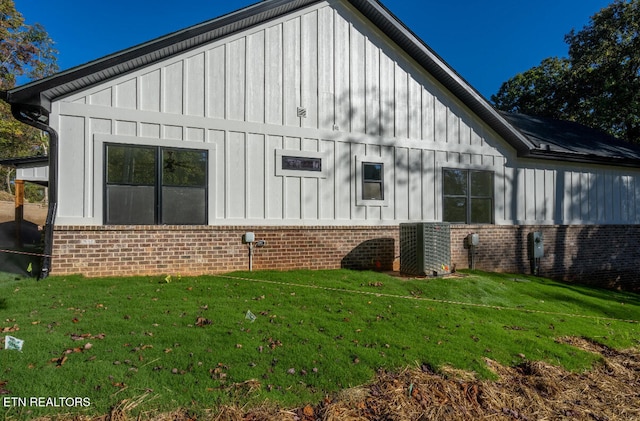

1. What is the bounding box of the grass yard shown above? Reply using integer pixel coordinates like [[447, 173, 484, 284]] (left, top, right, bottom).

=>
[[1, 269, 639, 419]]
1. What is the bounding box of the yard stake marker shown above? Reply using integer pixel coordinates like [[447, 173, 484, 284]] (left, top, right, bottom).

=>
[[213, 274, 640, 324]]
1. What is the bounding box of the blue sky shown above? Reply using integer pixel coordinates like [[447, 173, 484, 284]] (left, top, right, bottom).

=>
[[15, 0, 611, 100]]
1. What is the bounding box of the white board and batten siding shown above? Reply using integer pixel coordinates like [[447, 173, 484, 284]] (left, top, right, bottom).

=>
[[50, 0, 640, 227]]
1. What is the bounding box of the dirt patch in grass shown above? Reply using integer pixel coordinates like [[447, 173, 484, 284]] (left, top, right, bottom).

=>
[[25, 336, 639, 421], [0, 200, 48, 224]]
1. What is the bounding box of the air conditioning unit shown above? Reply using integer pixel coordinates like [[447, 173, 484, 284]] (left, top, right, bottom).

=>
[[400, 222, 451, 276]]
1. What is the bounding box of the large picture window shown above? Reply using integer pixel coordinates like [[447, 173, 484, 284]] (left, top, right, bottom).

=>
[[443, 168, 494, 224], [105, 144, 207, 225]]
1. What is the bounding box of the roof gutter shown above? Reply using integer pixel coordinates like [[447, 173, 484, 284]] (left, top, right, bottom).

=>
[[3, 92, 58, 279]]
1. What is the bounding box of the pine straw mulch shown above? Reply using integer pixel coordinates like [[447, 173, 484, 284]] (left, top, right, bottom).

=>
[[33, 336, 640, 421]]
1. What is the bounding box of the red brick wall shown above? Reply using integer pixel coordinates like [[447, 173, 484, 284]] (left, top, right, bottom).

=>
[[51, 224, 640, 291], [450, 224, 640, 291], [51, 225, 399, 277]]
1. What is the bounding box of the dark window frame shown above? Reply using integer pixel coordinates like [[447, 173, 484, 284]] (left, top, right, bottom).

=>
[[104, 143, 208, 225], [362, 162, 384, 201], [442, 168, 494, 224], [281, 155, 322, 172]]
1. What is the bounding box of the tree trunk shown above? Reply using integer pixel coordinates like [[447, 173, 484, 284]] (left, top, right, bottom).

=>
[[5, 168, 13, 195]]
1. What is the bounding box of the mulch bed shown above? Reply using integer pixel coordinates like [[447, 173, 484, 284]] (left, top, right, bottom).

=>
[[34, 336, 638, 421]]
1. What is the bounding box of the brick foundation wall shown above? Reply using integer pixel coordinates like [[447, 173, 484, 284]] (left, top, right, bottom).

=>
[[450, 225, 640, 291], [51, 225, 399, 277], [51, 224, 640, 291]]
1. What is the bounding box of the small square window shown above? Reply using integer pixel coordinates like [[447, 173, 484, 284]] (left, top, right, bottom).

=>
[[362, 162, 384, 200]]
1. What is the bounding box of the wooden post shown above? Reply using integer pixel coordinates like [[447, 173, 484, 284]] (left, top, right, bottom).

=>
[[14, 179, 24, 248]]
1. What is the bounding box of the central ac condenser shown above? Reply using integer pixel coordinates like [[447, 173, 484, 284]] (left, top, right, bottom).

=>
[[400, 222, 451, 276]]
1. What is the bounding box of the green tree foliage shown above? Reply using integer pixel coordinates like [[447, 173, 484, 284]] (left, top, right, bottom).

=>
[[492, 57, 573, 119], [492, 0, 640, 143], [0, 0, 57, 194]]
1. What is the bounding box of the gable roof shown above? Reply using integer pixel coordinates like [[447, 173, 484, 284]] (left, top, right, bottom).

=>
[[0, 0, 535, 155], [2, 0, 638, 168], [503, 113, 640, 167]]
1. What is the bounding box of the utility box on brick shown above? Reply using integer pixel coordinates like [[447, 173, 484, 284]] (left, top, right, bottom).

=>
[[400, 223, 451, 276], [528, 231, 544, 259]]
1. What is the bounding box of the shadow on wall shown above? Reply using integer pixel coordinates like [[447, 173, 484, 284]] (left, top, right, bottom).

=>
[[341, 238, 395, 271], [568, 225, 640, 292]]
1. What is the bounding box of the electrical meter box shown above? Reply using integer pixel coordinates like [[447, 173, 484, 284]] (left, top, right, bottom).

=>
[[243, 232, 255, 243], [467, 233, 480, 247], [528, 231, 544, 259]]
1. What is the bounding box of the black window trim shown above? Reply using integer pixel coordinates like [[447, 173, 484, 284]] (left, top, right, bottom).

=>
[[104, 143, 208, 225], [362, 161, 385, 201], [442, 167, 495, 224]]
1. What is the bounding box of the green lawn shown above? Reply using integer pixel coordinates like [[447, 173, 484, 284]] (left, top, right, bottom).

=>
[[1, 269, 639, 419]]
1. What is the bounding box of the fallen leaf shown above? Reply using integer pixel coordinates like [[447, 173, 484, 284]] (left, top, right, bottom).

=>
[[1, 325, 19, 333], [303, 405, 314, 417], [195, 317, 212, 327], [112, 382, 126, 389], [50, 355, 68, 367], [0, 380, 11, 395]]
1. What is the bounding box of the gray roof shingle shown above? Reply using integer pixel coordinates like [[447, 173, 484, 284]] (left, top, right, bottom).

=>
[[502, 112, 640, 167]]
